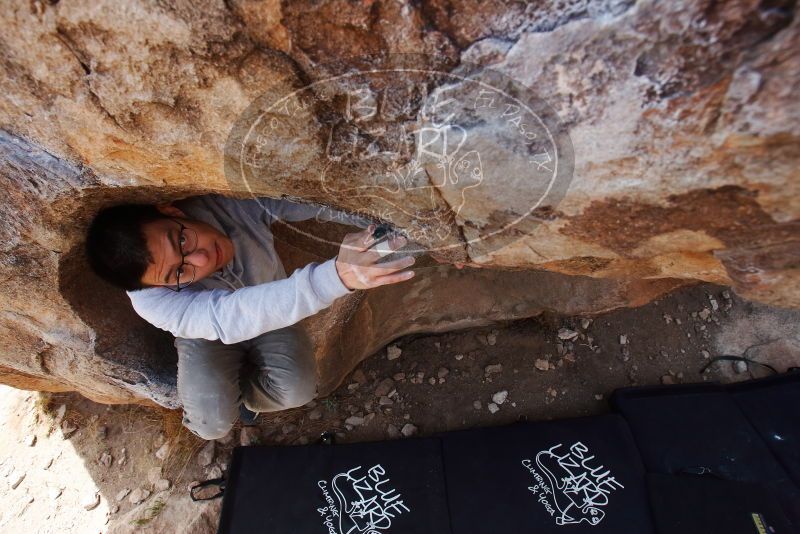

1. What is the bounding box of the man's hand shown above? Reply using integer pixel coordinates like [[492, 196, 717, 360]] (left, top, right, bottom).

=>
[[335, 224, 416, 290]]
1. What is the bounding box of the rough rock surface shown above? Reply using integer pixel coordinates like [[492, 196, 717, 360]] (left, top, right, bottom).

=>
[[0, 0, 797, 406]]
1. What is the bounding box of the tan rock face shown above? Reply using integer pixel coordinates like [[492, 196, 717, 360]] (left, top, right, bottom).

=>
[[0, 0, 797, 406]]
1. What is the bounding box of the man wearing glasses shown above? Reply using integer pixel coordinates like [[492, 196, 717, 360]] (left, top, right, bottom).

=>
[[85, 195, 415, 440]]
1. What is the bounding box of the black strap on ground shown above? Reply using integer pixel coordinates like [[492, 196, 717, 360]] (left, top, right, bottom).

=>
[[190, 477, 226, 502]]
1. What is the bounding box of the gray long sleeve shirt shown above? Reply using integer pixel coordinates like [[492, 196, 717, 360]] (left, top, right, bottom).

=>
[[127, 194, 371, 344]]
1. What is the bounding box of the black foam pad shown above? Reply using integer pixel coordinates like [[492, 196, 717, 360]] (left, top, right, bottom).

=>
[[217, 438, 450, 534], [442, 415, 655, 533], [646, 473, 793, 534], [612, 380, 800, 528], [731, 372, 800, 487]]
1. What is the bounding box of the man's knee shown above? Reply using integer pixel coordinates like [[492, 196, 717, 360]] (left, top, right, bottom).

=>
[[182, 409, 236, 441], [247, 362, 316, 412], [244, 326, 318, 411], [278, 368, 317, 408], [180, 397, 240, 440], [180, 381, 242, 440]]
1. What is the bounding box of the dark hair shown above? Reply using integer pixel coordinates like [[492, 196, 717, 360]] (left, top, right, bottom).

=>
[[85, 204, 168, 291]]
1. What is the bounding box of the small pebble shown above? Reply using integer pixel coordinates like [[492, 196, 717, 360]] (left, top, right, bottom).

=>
[[197, 441, 215, 467], [10, 472, 25, 489], [492, 391, 508, 405], [558, 328, 579, 341], [206, 466, 223, 479], [128, 488, 150, 505], [386, 344, 402, 360], [81, 492, 101, 511], [345, 416, 365, 427], [401, 424, 418, 437], [98, 451, 113, 469], [155, 442, 170, 460], [484, 364, 503, 375]]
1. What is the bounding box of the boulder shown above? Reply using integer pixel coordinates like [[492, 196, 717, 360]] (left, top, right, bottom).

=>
[[0, 0, 796, 407]]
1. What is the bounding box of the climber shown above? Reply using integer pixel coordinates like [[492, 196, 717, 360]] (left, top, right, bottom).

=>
[[85, 194, 416, 441]]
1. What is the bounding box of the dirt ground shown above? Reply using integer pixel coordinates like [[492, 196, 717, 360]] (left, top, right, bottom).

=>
[[1, 282, 798, 532]]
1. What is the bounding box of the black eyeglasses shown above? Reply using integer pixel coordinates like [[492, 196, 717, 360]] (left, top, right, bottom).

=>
[[166, 219, 198, 292]]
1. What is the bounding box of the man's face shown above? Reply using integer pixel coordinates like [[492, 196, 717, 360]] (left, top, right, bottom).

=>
[[139, 207, 235, 288]]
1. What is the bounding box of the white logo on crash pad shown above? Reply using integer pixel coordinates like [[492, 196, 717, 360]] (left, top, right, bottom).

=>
[[317, 464, 411, 533], [521, 441, 624, 526]]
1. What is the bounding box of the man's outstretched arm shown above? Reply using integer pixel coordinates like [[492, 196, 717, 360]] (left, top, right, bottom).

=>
[[128, 257, 353, 345]]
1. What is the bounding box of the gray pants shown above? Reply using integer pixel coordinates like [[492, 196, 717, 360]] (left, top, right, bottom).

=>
[[175, 324, 317, 441]]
